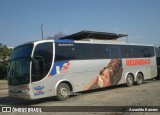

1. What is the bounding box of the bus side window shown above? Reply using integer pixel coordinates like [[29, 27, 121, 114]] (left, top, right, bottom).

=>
[[109, 45, 121, 58], [122, 45, 155, 58], [150, 47, 155, 57], [93, 44, 109, 59], [131, 46, 151, 58], [122, 46, 130, 58], [141, 47, 151, 57], [75, 43, 94, 60], [129, 46, 142, 58], [55, 43, 75, 61]]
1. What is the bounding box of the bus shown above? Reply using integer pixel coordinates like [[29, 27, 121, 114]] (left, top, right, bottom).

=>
[[8, 39, 157, 101], [156, 48, 160, 76]]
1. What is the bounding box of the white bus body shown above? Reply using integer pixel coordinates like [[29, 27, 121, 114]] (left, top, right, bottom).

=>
[[8, 39, 157, 100]]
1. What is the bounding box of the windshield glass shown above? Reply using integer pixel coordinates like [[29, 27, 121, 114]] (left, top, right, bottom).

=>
[[11, 44, 33, 60], [8, 44, 33, 85], [8, 58, 30, 85]]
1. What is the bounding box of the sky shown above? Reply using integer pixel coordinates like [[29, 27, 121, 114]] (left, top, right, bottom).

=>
[[0, 0, 160, 47]]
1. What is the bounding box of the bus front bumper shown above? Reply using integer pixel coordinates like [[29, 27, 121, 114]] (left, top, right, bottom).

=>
[[8, 91, 32, 100]]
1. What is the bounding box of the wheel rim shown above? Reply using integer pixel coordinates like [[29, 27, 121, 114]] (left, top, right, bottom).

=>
[[128, 76, 133, 85], [137, 75, 142, 83], [59, 87, 68, 97]]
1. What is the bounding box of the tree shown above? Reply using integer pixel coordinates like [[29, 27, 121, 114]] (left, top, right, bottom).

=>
[[0, 43, 12, 79], [47, 32, 67, 40]]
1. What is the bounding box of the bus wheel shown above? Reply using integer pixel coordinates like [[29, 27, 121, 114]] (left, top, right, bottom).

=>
[[126, 74, 134, 87], [57, 83, 70, 101], [136, 73, 143, 85]]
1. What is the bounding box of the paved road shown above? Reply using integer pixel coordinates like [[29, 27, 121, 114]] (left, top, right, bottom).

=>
[[0, 79, 160, 114]]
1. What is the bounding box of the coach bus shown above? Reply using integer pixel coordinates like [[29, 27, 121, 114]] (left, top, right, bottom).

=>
[[8, 39, 157, 100]]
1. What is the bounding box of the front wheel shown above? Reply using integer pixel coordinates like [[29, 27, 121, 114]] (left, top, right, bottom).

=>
[[126, 74, 134, 87], [56, 83, 70, 101]]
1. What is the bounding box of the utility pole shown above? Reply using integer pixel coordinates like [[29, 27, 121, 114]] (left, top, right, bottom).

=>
[[41, 24, 44, 40]]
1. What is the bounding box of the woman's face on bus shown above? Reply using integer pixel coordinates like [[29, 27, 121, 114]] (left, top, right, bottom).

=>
[[100, 70, 111, 87]]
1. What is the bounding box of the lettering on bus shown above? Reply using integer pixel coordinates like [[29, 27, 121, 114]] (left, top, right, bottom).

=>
[[58, 44, 74, 46], [34, 86, 45, 96], [126, 59, 150, 66]]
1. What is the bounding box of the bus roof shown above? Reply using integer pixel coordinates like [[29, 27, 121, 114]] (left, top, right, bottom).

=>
[[14, 39, 154, 50], [14, 30, 155, 49], [59, 30, 127, 40]]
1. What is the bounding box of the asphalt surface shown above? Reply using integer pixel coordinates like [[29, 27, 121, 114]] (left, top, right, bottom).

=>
[[0, 78, 160, 115]]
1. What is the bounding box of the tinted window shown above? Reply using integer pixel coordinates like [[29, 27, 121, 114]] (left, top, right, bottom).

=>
[[56, 43, 109, 60], [32, 42, 53, 82], [140, 46, 155, 57], [121, 46, 130, 58], [141, 47, 151, 57], [93, 44, 109, 59], [55, 43, 75, 61], [75, 43, 94, 59], [11, 44, 33, 59], [150, 47, 155, 57], [109, 45, 121, 58], [131, 46, 143, 57], [122, 45, 155, 58]]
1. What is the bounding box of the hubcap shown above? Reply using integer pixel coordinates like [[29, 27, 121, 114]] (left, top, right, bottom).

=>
[[59, 87, 68, 97], [128, 77, 132, 84], [137, 76, 142, 82]]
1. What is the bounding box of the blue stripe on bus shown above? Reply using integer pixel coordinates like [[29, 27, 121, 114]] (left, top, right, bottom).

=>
[[54, 39, 74, 43]]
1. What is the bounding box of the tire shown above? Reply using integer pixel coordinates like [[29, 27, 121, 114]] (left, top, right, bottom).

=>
[[136, 73, 143, 85], [56, 83, 70, 101], [126, 74, 134, 87]]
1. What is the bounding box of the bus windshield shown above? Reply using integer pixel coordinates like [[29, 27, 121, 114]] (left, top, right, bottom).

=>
[[11, 44, 33, 60], [8, 58, 30, 85], [8, 44, 33, 85]]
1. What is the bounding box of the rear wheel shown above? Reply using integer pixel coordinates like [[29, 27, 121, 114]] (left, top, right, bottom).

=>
[[126, 74, 134, 87], [136, 73, 143, 85], [56, 83, 70, 101]]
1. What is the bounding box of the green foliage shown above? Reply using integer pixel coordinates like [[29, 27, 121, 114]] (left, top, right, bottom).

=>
[[0, 61, 9, 79], [0, 43, 12, 79]]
